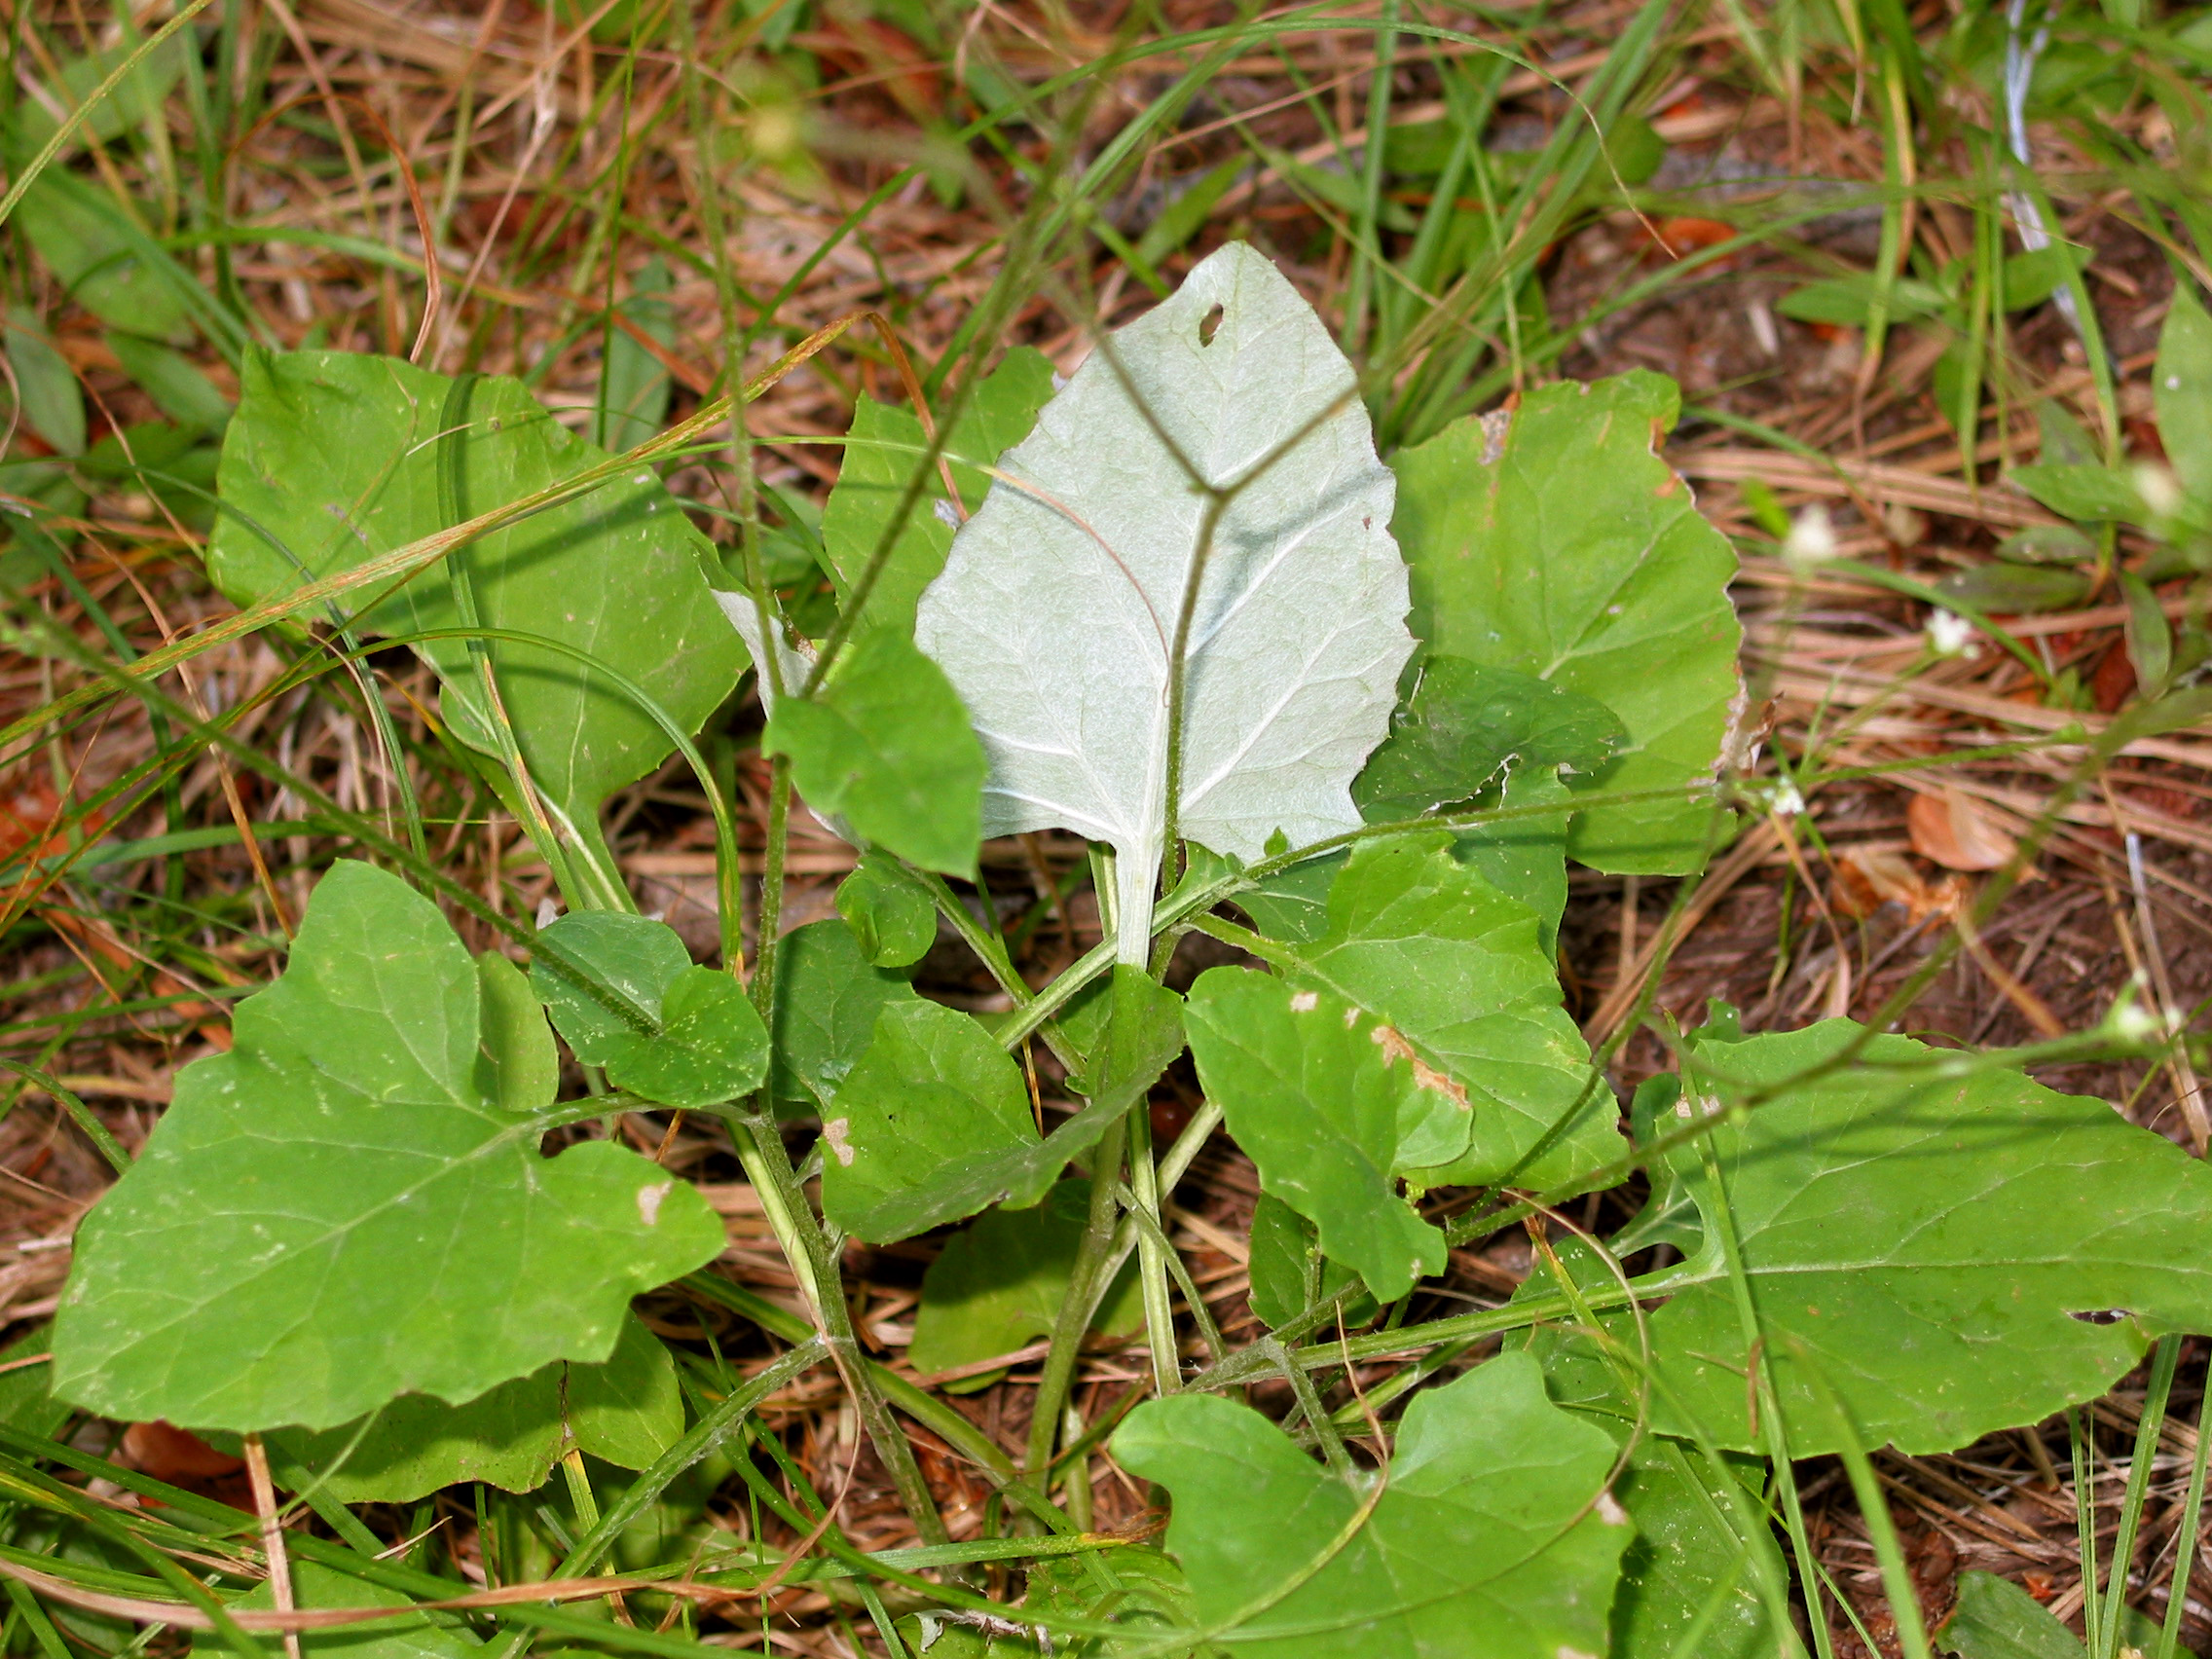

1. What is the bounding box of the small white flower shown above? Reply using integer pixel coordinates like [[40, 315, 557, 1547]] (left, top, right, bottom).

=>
[[1927, 609, 1976, 657], [1770, 779, 1805, 817], [2109, 1000, 2162, 1043], [1781, 503, 1837, 572], [2133, 461, 2184, 519]]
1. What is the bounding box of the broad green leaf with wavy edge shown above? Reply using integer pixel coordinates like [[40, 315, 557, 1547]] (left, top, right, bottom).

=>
[[1393, 370, 1743, 873], [192, 1562, 479, 1659], [819, 346, 1056, 637], [836, 853, 938, 968], [1245, 1192, 1371, 1330], [821, 966, 1183, 1243], [1116, 1351, 1630, 1659], [1350, 655, 1623, 820], [1640, 1019, 2212, 1455], [1506, 1240, 1794, 1659], [1235, 832, 1613, 1192], [51, 862, 723, 1433], [818, 1000, 1037, 1243], [768, 919, 923, 1108], [1937, 1572, 2086, 1659], [532, 913, 768, 1108], [908, 1183, 1144, 1391], [1184, 967, 1447, 1302], [914, 240, 1415, 965], [763, 627, 985, 877], [209, 351, 744, 898], [533, 912, 690, 1065], [261, 1313, 682, 1502]]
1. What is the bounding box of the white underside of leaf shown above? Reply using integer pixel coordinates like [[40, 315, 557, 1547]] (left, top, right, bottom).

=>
[[914, 243, 1414, 963]]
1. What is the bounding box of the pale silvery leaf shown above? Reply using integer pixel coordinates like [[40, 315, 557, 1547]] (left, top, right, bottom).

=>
[[914, 242, 1414, 963], [714, 589, 814, 715]]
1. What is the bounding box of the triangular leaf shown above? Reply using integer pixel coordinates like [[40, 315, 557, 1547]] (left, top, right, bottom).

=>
[[265, 1314, 683, 1502], [210, 351, 745, 891], [908, 1182, 1144, 1389], [768, 918, 923, 1108], [761, 626, 985, 877], [818, 1001, 1037, 1243], [1646, 1019, 2212, 1454], [819, 347, 1056, 636], [51, 862, 723, 1432], [1116, 1350, 1630, 1658], [914, 241, 1414, 962], [1393, 371, 1743, 872], [1184, 967, 1446, 1302], [1237, 833, 1614, 1192], [820, 966, 1183, 1243]]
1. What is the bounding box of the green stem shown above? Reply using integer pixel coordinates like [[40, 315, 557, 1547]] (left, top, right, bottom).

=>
[[729, 1106, 948, 1547], [2098, 1334, 2180, 1659], [1124, 1100, 1182, 1395], [1026, 1119, 1129, 1484]]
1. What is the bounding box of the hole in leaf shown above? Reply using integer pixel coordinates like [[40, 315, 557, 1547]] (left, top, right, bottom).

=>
[[1198, 304, 1224, 347], [2068, 1308, 2129, 1325]]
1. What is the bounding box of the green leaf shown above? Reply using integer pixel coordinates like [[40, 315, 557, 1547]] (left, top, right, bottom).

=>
[[6, 309, 84, 456], [914, 242, 1415, 964], [265, 1314, 683, 1502], [108, 336, 231, 432], [210, 351, 745, 890], [1646, 1019, 2212, 1455], [1394, 370, 1744, 872], [835, 853, 939, 967], [1350, 655, 1623, 820], [1777, 275, 1949, 327], [1022, 1547, 1199, 1652], [2009, 461, 2144, 524], [760, 626, 986, 877], [1115, 1351, 1631, 1658], [821, 968, 1184, 1243], [1507, 1238, 1794, 1659], [16, 172, 197, 343], [1996, 524, 2098, 565], [818, 346, 1055, 637], [768, 919, 923, 1108], [604, 966, 769, 1109], [0, 1331, 67, 1439], [8, 23, 191, 152], [532, 913, 767, 1107], [908, 1182, 1143, 1390], [1184, 967, 1446, 1302], [596, 257, 674, 454], [818, 1001, 1037, 1243], [193, 1561, 479, 1659], [1937, 1571, 2083, 1659], [51, 861, 723, 1432], [2121, 570, 2172, 697], [2003, 245, 2085, 313], [2156, 282, 2212, 502], [1245, 1191, 1372, 1330], [1239, 833, 1613, 1192], [476, 951, 558, 1113], [1934, 563, 2092, 614], [532, 912, 691, 1065]]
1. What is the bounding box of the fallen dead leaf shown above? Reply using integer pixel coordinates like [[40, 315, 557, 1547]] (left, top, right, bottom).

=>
[[1831, 844, 1961, 922], [1907, 789, 2018, 872]]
